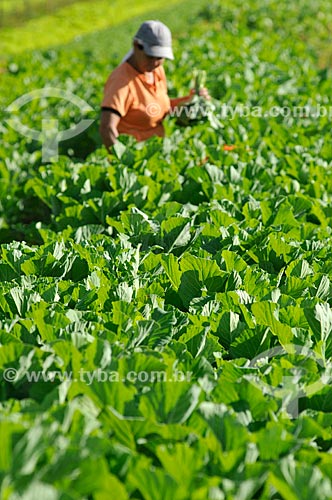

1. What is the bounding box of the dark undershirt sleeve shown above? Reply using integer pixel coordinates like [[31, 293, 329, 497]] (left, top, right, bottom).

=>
[[101, 106, 122, 118]]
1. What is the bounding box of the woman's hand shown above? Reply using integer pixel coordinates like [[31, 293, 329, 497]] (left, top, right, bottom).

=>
[[189, 87, 211, 100], [169, 87, 210, 111]]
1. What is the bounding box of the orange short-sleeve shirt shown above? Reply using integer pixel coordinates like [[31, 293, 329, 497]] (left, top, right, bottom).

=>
[[101, 62, 171, 142]]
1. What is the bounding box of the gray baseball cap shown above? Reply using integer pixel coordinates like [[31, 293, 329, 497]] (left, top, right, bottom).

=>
[[134, 20, 174, 60]]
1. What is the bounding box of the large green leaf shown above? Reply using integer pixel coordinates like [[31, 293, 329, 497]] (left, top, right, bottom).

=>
[[139, 383, 201, 424], [199, 402, 249, 451], [128, 463, 179, 500], [269, 457, 332, 500]]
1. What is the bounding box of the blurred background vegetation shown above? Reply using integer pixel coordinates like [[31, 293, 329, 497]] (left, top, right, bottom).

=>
[[0, 0, 88, 26]]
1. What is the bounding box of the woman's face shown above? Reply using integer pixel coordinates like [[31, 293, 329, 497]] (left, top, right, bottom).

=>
[[134, 42, 164, 73]]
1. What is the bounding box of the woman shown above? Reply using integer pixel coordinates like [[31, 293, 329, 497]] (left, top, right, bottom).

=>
[[100, 20, 209, 149]]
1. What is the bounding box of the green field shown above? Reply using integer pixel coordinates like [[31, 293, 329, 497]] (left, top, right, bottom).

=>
[[1, 0, 332, 499], [0, 0, 184, 55], [1, 0, 44, 14]]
